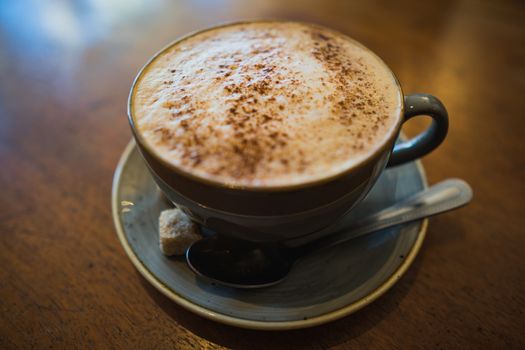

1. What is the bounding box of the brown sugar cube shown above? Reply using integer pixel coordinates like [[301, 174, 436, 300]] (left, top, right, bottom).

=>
[[158, 208, 201, 256]]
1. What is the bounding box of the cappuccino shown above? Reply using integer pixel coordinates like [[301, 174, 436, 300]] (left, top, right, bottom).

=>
[[131, 22, 402, 187]]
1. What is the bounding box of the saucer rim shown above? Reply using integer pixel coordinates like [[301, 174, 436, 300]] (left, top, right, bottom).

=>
[[112, 139, 428, 330]]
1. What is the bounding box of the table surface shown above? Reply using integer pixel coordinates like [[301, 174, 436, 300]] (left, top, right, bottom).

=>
[[1, 0, 524, 348]]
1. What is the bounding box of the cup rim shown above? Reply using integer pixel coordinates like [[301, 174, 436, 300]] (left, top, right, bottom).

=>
[[128, 19, 405, 192]]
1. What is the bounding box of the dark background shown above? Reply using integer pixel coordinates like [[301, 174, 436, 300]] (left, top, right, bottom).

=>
[[1, 0, 524, 348]]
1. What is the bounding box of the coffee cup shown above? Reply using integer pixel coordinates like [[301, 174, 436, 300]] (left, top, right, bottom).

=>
[[127, 20, 448, 242]]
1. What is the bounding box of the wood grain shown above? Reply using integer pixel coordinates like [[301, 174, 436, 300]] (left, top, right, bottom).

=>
[[1, 0, 524, 348]]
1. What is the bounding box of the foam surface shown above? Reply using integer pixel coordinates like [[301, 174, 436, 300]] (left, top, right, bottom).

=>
[[132, 22, 402, 187]]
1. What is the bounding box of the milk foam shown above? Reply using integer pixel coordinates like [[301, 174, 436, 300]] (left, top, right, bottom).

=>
[[132, 22, 402, 187]]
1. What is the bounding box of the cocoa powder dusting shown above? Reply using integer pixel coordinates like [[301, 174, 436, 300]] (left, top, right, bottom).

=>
[[309, 30, 385, 140]]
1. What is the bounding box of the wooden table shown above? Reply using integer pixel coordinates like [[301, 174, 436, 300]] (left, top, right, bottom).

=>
[[1, 0, 524, 348]]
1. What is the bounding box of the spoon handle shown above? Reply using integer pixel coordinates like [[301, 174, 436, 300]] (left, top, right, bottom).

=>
[[309, 179, 473, 250]]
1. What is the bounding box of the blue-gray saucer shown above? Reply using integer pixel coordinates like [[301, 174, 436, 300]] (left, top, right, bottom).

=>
[[112, 140, 427, 330]]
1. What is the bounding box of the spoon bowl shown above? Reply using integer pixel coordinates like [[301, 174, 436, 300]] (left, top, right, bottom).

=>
[[186, 236, 296, 288]]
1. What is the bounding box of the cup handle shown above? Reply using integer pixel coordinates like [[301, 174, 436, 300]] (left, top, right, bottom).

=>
[[387, 93, 449, 167]]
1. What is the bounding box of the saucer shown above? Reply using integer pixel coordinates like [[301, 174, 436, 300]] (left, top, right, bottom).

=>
[[112, 140, 428, 330]]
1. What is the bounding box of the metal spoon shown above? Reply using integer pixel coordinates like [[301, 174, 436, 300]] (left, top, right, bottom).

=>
[[186, 179, 472, 288]]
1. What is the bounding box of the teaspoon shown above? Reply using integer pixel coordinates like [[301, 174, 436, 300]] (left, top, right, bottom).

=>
[[186, 179, 472, 288]]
